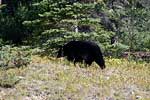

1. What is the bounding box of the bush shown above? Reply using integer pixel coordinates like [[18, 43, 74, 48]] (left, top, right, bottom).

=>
[[0, 45, 31, 68], [0, 71, 20, 88], [106, 43, 129, 57]]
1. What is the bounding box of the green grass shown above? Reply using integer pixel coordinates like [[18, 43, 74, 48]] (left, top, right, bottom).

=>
[[0, 55, 149, 100]]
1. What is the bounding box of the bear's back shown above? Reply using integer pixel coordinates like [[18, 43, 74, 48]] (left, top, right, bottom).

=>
[[64, 40, 99, 50]]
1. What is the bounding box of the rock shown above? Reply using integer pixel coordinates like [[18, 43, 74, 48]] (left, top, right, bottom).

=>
[[136, 95, 142, 99]]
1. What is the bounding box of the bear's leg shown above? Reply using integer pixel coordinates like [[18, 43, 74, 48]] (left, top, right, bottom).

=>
[[73, 57, 82, 65], [85, 60, 92, 66], [67, 56, 74, 61], [83, 55, 93, 66]]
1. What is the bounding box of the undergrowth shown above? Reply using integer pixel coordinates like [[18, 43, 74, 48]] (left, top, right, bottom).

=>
[[0, 45, 31, 68], [0, 55, 149, 100]]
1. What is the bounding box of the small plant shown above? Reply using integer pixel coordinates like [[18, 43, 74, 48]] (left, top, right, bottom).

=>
[[0, 45, 31, 68], [0, 71, 20, 88]]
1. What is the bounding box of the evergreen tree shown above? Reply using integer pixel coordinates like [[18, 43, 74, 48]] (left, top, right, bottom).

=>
[[24, 0, 114, 55], [102, 0, 150, 54]]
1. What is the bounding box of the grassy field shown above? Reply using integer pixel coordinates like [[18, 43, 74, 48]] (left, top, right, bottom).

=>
[[0, 55, 150, 100]]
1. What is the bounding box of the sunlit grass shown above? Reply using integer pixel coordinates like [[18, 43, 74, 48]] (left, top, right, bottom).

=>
[[0, 55, 149, 99]]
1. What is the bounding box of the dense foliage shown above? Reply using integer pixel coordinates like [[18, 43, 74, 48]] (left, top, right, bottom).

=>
[[0, 45, 31, 68], [0, 0, 150, 57]]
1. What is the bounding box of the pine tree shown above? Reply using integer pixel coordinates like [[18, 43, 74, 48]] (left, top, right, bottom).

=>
[[24, 0, 114, 55]]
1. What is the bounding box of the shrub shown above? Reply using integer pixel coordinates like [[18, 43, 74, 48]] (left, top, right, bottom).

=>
[[0, 45, 31, 68], [0, 71, 20, 88]]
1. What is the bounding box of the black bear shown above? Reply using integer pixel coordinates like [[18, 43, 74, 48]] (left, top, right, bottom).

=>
[[57, 41, 106, 69]]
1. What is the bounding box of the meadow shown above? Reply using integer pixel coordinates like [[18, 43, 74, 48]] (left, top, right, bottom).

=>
[[1, 0, 150, 100], [0, 55, 149, 100]]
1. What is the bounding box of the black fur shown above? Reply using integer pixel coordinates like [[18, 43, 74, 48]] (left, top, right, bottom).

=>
[[57, 41, 106, 69]]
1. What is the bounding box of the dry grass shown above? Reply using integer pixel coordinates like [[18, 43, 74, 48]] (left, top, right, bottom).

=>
[[0, 55, 150, 100]]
